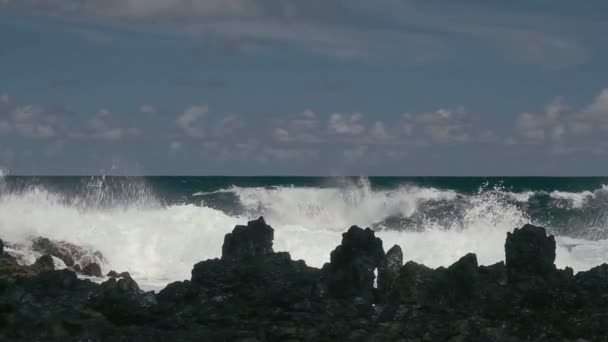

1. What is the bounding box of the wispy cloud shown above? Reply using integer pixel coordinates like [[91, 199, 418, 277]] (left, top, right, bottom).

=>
[[2, 0, 591, 65]]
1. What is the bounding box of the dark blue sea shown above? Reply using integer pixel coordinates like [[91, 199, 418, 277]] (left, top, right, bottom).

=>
[[1, 175, 607, 290]]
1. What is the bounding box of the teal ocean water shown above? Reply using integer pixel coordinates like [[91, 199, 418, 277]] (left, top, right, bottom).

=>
[[1, 175, 608, 290]]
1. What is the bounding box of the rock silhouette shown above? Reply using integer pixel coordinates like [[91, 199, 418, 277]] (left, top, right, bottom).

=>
[[0, 221, 606, 341]]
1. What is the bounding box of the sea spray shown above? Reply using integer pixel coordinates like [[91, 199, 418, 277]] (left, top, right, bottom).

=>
[[1, 176, 608, 290]]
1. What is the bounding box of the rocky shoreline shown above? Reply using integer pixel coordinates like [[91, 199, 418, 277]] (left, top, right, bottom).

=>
[[0, 217, 607, 341]]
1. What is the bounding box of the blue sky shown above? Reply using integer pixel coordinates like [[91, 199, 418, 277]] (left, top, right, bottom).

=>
[[0, 0, 607, 175]]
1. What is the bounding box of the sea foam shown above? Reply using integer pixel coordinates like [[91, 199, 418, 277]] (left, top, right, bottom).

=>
[[1, 178, 608, 291]]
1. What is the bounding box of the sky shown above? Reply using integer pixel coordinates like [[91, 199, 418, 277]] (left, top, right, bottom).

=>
[[0, 0, 607, 176]]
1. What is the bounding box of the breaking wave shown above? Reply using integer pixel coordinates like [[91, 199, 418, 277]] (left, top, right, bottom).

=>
[[1, 176, 608, 290]]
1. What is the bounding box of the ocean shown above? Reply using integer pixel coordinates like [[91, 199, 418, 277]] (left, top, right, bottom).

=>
[[1, 175, 608, 291]]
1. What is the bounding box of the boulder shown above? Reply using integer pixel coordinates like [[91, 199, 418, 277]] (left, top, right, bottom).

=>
[[323, 226, 385, 302], [31, 255, 55, 273], [505, 224, 556, 282], [222, 217, 274, 261], [31, 237, 105, 274], [32, 237, 75, 266], [82, 263, 103, 277]]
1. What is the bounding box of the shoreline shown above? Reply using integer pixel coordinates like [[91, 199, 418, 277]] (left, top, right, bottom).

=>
[[0, 217, 606, 341]]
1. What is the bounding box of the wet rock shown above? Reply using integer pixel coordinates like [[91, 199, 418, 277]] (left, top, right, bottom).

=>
[[323, 226, 385, 302], [32, 237, 75, 266], [505, 224, 556, 282], [191, 252, 320, 307], [392, 261, 434, 304], [82, 263, 102, 277], [445, 253, 479, 299], [378, 245, 403, 299], [222, 217, 274, 261], [1, 220, 608, 341], [31, 237, 105, 275], [90, 276, 156, 324], [107, 270, 131, 279], [31, 255, 55, 272]]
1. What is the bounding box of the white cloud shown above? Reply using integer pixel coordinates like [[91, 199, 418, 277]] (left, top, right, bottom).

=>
[[329, 113, 365, 135], [274, 128, 289, 142], [2, 105, 60, 138], [83, 109, 137, 141], [213, 115, 245, 137], [513, 88, 608, 151], [402, 107, 483, 143], [582, 89, 608, 119], [176, 105, 208, 138], [370, 121, 389, 140], [268, 110, 322, 144]]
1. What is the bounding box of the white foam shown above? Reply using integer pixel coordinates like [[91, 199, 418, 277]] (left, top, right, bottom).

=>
[[232, 178, 457, 230], [1, 181, 607, 292], [0, 188, 243, 291], [503, 191, 536, 202], [550, 190, 594, 208]]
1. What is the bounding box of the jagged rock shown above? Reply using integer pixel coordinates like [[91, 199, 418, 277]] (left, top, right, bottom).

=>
[[31, 237, 105, 275], [191, 251, 320, 306], [323, 226, 385, 302], [575, 264, 608, 307], [82, 263, 102, 277], [31, 255, 55, 272], [505, 224, 556, 282], [0, 238, 4, 253], [2, 220, 608, 341], [32, 237, 75, 266], [222, 217, 274, 261], [107, 270, 131, 279], [378, 245, 403, 298], [446, 253, 479, 296], [90, 276, 156, 324], [0, 253, 57, 282]]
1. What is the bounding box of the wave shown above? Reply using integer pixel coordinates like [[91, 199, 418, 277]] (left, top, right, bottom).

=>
[[2, 177, 608, 290]]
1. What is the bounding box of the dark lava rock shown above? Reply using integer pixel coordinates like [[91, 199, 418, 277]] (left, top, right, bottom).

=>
[[90, 276, 156, 324], [107, 270, 120, 278], [31, 254, 55, 272], [505, 224, 556, 282], [2, 219, 608, 341], [31, 237, 105, 275], [32, 237, 76, 266], [82, 263, 103, 277], [323, 226, 385, 302], [378, 244, 402, 298], [222, 217, 274, 261], [107, 270, 131, 279]]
